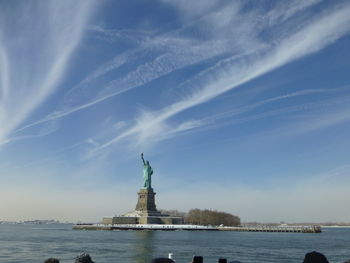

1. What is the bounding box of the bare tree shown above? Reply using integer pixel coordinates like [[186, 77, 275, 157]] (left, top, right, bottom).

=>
[[185, 209, 240, 226]]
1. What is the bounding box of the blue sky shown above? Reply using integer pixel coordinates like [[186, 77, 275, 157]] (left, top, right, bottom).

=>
[[1, 0, 350, 223]]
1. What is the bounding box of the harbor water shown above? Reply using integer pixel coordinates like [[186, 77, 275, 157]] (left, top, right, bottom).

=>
[[0, 224, 348, 263]]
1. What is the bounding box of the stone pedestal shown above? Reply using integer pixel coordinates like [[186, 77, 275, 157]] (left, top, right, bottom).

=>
[[135, 188, 160, 215], [102, 188, 184, 225]]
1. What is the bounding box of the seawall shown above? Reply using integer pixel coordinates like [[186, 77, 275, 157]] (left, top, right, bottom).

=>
[[73, 224, 321, 233]]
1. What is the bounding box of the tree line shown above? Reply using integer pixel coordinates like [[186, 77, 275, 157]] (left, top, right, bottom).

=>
[[185, 209, 241, 226], [161, 208, 241, 226]]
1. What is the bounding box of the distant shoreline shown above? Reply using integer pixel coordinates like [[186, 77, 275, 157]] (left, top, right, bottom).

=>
[[2, 221, 350, 228]]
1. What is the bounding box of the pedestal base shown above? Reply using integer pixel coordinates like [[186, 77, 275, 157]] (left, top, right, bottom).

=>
[[102, 188, 184, 225], [102, 215, 184, 225]]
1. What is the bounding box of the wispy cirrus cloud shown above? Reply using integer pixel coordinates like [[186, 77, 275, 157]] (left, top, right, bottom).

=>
[[12, 2, 265, 134], [264, 0, 323, 25], [0, 0, 96, 145], [89, 2, 350, 153], [193, 88, 347, 128], [14, 35, 257, 134], [89, 25, 153, 44], [8, 1, 350, 155]]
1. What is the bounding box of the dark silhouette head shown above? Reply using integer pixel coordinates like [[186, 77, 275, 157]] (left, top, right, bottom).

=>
[[192, 256, 203, 263], [44, 258, 59, 263], [218, 259, 227, 263], [149, 258, 175, 263], [303, 251, 329, 263], [75, 253, 94, 263]]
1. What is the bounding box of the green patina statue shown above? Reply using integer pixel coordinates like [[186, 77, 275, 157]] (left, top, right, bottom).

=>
[[141, 153, 153, 190]]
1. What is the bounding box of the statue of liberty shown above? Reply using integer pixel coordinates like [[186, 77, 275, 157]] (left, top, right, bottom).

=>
[[141, 153, 153, 190]]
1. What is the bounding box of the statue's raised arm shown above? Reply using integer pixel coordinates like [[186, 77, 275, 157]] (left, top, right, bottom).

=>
[[141, 152, 146, 165]]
